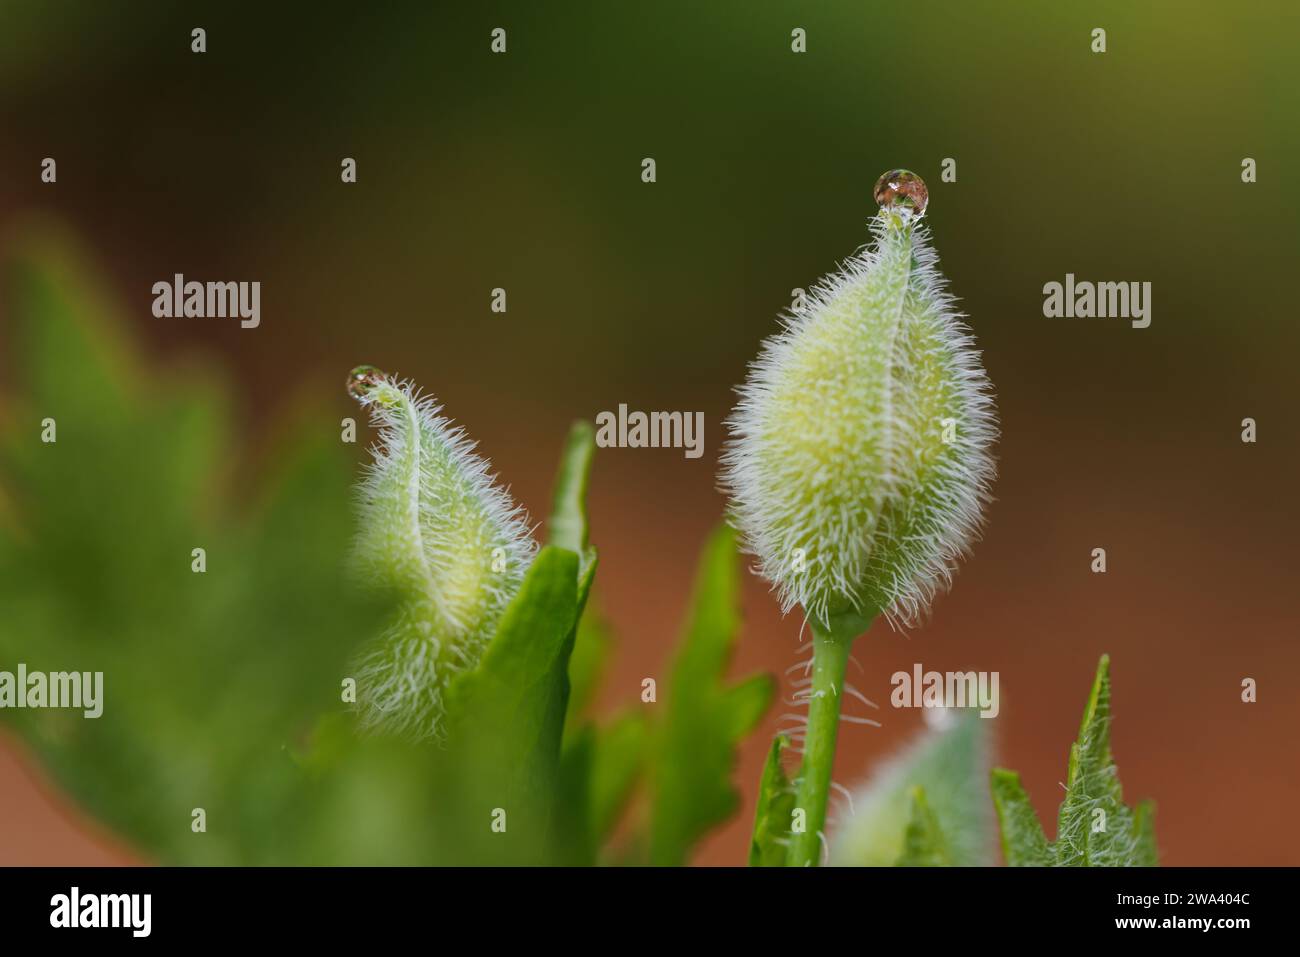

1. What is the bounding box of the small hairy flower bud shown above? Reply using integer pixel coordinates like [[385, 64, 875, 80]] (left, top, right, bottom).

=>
[[721, 177, 997, 627], [346, 366, 536, 738]]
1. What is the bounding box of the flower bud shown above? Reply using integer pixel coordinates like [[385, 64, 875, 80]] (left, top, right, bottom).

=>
[[721, 174, 997, 626], [346, 366, 536, 738]]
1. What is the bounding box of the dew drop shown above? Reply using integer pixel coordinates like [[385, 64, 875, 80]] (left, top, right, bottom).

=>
[[346, 364, 387, 400], [873, 169, 928, 221]]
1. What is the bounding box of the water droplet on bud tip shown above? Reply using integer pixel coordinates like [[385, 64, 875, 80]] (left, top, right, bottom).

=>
[[873, 169, 928, 222], [347, 365, 387, 400]]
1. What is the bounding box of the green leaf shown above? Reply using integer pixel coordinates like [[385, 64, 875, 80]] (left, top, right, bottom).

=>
[[557, 714, 648, 865], [440, 546, 581, 860], [445, 547, 581, 738], [547, 420, 595, 559], [564, 597, 613, 733], [749, 734, 796, 866], [895, 787, 951, 867], [990, 769, 1052, 866], [554, 709, 647, 866], [356, 418, 600, 865], [545, 419, 605, 734], [647, 523, 776, 865], [831, 710, 994, 866], [588, 712, 648, 843], [991, 655, 1158, 866], [0, 224, 384, 864]]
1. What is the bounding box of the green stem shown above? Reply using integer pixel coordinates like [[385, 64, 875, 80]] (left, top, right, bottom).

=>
[[786, 608, 873, 867]]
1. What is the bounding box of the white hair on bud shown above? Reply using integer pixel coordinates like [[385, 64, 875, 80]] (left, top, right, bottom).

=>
[[721, 215, 997, 627], [349, 374, 536, 739]]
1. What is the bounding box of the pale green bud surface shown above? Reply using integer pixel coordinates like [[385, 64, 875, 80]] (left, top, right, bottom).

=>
[[722, 176, 997, 626], [346, 366, 536, 738]]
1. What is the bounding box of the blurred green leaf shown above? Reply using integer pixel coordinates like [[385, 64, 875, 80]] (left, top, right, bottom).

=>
[[895, 787, 951, 867], [647, 523, 775, 865], [589, 712, 647, 840], [831, 710, 994, 866], [557, 708, 648, 864], [0, 223, 382, 864], [564, 598, 613, 735]]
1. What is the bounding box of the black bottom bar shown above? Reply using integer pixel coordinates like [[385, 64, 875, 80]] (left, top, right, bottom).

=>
[[0, 866, 1282, 943]]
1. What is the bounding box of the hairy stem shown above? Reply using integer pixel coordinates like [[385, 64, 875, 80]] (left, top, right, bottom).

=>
[[787, 608, 873, 867]]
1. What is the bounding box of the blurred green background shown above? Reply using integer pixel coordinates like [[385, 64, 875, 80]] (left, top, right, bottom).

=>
[[1, 0, 1297, 864]]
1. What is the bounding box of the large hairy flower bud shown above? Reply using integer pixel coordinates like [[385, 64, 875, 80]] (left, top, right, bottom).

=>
[[722, 171, 997, 627]]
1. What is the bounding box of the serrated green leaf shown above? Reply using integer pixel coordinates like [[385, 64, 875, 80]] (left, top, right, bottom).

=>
[[749, 734, 796, 866], [831, 710, 993, 866], [647, 523, 776, 866], [1054, 655, 1157, 866], [895, 787, 951, 866], [992, 655, 1158, 867], [0, 225, 383, 864]]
